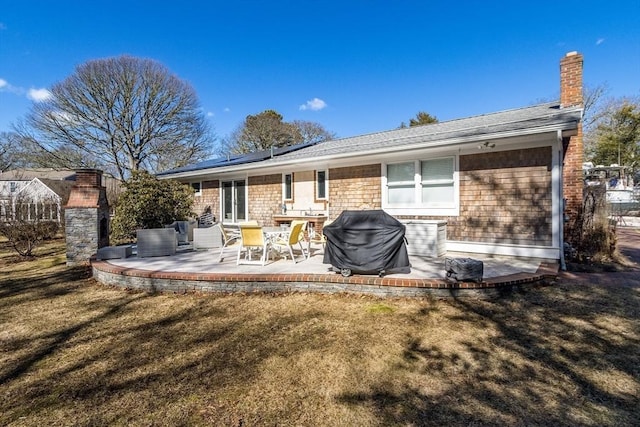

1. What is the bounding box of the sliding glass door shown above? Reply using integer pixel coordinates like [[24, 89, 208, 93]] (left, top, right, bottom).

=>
[[221, 180, 246, 223]]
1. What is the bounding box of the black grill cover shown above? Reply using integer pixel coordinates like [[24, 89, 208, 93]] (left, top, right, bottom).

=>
[[323, 210, 410, 275]]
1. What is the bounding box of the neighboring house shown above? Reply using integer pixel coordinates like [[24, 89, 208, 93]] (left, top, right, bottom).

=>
[[0, 168, 121, 222], [158, 52, 584, 262]]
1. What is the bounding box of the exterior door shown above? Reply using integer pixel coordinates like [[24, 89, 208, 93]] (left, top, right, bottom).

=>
[[222, 180, 246, 223]]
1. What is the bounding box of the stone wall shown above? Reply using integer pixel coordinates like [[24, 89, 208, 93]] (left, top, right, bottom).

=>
[[93, 261, 553, 299], [65, 207, 102, 265], [65, 169, 110, 266]]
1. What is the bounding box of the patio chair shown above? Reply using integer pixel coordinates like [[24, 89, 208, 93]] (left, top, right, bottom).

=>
[[217, 223, 241, 262], [137, 228, 177, 258], [237, 224, 272, 266], [165, 220, 190, 245], [310, 219, 332, 248], [290, 219, 309, 255], [290, 219, 308, 239], [272, 221, 307, 263], [193, 224, 223, 250], [198, 212, 215, 228]]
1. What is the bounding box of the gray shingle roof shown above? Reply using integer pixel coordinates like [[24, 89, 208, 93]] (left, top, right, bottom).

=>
[[0, 168, 76, 181], [160, 102, 581, 177]]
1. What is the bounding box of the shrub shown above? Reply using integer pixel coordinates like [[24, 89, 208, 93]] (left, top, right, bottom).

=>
[[110, 170, 195, 243], [0, 220, 60, 257], [569, 185, 617, 263]]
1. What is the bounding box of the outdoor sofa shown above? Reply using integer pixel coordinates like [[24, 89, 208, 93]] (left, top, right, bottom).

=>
[[136, 228, 177, 257]]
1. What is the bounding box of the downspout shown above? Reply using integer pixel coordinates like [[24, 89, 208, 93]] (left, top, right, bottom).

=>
[[557, 130, 567, 271]]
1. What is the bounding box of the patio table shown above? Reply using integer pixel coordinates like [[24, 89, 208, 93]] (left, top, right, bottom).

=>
[[262, 226, 290, 259], [262, 226, 288, 242]]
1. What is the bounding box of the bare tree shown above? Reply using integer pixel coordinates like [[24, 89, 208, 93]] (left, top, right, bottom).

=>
[[21, 55, 214, 180], [0, 131, 27, 171], [582, 83, 610, 133], [291, 120, 336, 144]]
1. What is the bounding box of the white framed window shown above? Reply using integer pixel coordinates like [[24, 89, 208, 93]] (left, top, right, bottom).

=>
[[283, 173, 293, 201], [387, 162, 416, 204], [421, 157, 455, 205], [316, 170, 327, 200], [383, 156, 459, 216], [191, 182, 202, 197]]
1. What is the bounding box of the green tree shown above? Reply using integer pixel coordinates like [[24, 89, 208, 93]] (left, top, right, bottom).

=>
[[587, 100, 640, 169], [224, 110, 302, 154], [400, 111, 439, 128], [222, 110, 335, 154], [20, 55, 214, 180], [110, 170, 195, 243]]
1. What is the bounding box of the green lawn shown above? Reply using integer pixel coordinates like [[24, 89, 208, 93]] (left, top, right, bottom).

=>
[[1, 238, 639, 426]]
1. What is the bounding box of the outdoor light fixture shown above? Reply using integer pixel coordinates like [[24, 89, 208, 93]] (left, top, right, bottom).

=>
[[478, 141, 496, 149]]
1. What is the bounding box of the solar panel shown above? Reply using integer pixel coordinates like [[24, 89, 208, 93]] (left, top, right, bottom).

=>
[[157, 139, 322, 176]]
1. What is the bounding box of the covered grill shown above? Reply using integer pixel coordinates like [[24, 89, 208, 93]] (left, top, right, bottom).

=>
[[323, 210, 410, 277]]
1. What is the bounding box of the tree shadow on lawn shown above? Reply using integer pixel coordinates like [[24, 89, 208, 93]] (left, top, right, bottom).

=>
[[3, 250, 639, 425], [0, 265, 91, 303], [1, 274, 334, 425], [337, 283, 640, 426]]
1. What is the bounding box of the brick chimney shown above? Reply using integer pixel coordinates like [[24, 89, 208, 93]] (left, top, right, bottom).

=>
[[65, 169, 110, 266], [559, 51, 584, 243], [560, 51, 583, 108]]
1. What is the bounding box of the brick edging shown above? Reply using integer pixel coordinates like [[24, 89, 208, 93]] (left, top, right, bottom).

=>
[[91, 259, 558, 298]]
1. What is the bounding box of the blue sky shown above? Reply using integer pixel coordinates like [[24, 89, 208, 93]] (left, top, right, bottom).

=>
[[1, 1, 639, 144]]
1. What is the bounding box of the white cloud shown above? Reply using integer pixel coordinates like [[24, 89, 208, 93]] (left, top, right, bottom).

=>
[[0, 79, 50, 100], [207, 111, 214, 117], [223, 107, 230, 113], [596, 38, 605, 45], [299, 97, 327, 111], [0, 78, 23, 95], [27, 88, 52, 102]]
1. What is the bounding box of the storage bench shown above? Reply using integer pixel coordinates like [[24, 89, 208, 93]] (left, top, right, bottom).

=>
[[401, 220, 447, 257], [97, 245, 133, 260]]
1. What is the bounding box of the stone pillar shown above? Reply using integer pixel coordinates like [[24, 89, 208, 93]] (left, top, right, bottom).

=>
[[64, 169, 110, 266]]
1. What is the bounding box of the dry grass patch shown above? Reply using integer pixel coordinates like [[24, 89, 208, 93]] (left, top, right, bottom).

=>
[[1, 238, 639, 426]]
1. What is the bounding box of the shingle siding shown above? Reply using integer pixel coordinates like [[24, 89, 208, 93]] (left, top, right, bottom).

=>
[[327, 164, 381, 218], [248, 174, 282, 225], [193, 180, 220, 221], [399, 147, 553, 246]]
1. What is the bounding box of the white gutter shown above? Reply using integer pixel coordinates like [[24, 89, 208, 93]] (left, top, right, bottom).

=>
[[161, 121, 579, 180], [557, 129, 567, 271]]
